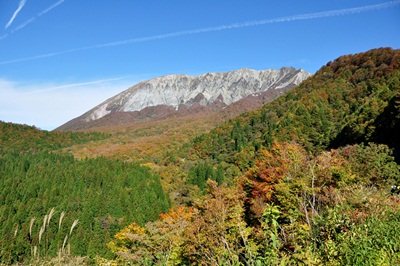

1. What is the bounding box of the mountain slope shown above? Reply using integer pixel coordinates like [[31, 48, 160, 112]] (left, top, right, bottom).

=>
[[0, 121, 107, 153], [189, 48, 400, 170], [57, 67, 311, 131]]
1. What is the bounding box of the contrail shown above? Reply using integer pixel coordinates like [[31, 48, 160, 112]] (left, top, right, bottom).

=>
[[38, 0, 65, 16], [5, 0, 27, 29], [69, 0, 400, 49], [24, 77, 124, 95], [1, 0, 399, 65], [13, 17, 35, 31], [3, 0, 65, 37]]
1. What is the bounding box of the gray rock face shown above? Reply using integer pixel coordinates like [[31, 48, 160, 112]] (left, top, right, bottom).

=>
[[84, 67, 311, 123]]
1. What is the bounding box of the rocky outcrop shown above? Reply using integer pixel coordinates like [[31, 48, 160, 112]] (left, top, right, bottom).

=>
[[56, 67, 311, 131]]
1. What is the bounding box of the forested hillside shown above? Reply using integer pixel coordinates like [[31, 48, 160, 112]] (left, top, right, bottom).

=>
[[0, 121, 108, 153], [189, 48, 400, 177], [0, 122, 170, 264], [104, 48, 400, 265]]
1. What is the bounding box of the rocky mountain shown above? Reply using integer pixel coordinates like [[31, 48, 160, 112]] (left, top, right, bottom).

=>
[[57, 67, 311, 131]]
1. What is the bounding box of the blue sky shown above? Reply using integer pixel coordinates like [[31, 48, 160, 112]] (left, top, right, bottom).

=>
[[1, 0, 399, 130]]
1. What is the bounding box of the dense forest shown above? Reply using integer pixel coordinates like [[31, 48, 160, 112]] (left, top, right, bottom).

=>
[[0, 122, 109, 153], [0, 123, 170, 264], [1, 48, 399, 265]]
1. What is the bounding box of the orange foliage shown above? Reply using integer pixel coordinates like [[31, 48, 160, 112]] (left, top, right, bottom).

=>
[[241, 142, 310, 218], [159, 206, 195, 225]]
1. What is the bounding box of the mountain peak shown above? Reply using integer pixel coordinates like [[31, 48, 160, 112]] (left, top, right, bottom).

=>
[[57, 67, 312, 131]]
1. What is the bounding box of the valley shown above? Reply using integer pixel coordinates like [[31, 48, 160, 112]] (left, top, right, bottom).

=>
[[0, 48, 399, 265]]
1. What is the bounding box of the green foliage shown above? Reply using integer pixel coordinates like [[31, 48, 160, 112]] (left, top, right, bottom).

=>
[[0, 121, 109, 154], [314, 205, 400, 265], [260, 204, 281, 263], [0, 151, 170, 264], [370, 90, 400, 160], [187, 160, 225, 191], [340, 143, 400, 185], [187, 160, 215, 190]]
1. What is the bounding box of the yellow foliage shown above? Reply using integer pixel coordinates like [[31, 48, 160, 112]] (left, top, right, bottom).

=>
[[108, 222, 147, 254], [95, 256, 120, 266], [114, 222, 146, 241]]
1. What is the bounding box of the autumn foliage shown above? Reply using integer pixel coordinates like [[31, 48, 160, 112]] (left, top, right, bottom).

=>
[[1, 48, 400, 265]]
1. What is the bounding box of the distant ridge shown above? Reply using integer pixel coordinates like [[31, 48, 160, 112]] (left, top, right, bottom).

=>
[[56, 67, 311, 131]]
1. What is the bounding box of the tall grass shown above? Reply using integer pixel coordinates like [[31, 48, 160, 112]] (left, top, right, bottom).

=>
[[25, 208, 80, 264]]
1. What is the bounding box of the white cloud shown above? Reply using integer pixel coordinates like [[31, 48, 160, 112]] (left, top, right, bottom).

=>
[[0, 77, 141, 130], [5, 0, 27, 29]]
